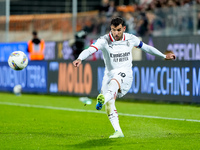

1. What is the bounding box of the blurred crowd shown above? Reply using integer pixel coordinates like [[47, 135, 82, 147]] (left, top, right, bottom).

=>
[[71, 0, 200, 60], [78, 0, 200, 38]]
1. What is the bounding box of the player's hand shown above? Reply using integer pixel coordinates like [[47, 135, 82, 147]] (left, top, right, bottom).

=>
[[165, 53, 176, 60], [73, 59, 82, 67]]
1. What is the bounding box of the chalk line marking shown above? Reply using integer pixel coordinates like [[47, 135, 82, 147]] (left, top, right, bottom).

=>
[[0, 101, 200, 122]]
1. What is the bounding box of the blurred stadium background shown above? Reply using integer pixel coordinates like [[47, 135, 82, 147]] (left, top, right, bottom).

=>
[[1, 0, 200, 42], [1, 1, 200, 149], [1, 0, 200, 103]]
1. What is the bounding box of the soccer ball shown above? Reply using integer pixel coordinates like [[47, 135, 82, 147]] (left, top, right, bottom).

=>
[[13, 84, 22, 96], [8, 51, 28, 70]]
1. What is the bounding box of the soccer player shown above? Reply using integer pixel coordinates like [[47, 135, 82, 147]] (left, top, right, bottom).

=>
[[73, 17, 176, 138]]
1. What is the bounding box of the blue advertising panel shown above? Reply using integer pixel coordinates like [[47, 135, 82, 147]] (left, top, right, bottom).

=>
[[97, 61, 200, 103], [0, 61, 48, 93], [191, 61, 200, 102], [0, 42, 28, 62]]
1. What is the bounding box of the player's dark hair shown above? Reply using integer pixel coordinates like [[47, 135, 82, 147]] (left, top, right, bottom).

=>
[[111, 17, 125, 27]]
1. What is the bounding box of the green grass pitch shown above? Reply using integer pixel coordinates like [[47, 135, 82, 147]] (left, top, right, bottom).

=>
[[0, 92, 200, 150]]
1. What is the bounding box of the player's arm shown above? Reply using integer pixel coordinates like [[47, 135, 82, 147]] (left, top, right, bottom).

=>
[[73, 37, 106, 67], [73, 47, 97, 67], [137, 41, 176, 60]]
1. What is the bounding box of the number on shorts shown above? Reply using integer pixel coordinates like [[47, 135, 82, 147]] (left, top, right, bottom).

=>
[[118, 72, 126, 77]]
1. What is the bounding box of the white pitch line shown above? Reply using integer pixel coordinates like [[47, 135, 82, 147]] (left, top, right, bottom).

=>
[[0, 101, 200, 123]]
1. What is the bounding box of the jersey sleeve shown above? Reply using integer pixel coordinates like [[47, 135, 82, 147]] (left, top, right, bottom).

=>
[[90, 37, 106, 51], [140, 43, 166, 58], [129, 34, 141, 48], [129, 34, 166, 58], [77, 47, 97, 61]]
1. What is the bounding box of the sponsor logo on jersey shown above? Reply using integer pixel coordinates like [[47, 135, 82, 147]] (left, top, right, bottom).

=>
[[127, 41, 130, 47]]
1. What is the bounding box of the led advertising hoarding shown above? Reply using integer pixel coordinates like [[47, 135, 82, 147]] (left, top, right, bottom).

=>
[[0, 61, 48, 93], [48, 61, 97, 97], [48, 60, 200, 103]]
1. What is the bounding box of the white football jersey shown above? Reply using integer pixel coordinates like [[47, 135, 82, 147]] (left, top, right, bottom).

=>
[[91, 32, 141, 72]]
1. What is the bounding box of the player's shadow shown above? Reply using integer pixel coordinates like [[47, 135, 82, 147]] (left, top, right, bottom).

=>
[[71, 138, 124, 149]]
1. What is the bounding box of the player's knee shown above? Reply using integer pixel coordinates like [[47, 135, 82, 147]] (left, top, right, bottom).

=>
[[110, 78, 120, 89]]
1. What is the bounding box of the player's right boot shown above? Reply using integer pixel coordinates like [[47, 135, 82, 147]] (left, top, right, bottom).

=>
[[96, 94, 105, 110], [109, 130, 124, 138]]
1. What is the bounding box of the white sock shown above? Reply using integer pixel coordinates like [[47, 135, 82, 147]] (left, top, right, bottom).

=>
[[105, 99, 123, 133], [104, 80, 119, 104]]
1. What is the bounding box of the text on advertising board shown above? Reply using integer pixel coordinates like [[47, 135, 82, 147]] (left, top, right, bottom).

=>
[[98, 66, 200, 97], [58, 63, 92, 94]]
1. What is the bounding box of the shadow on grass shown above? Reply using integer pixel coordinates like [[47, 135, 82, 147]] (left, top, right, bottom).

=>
[[70, 138, 126, 149]]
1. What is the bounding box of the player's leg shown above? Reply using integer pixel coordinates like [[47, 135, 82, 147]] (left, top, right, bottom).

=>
[[105, 98, 124, 138], [104, 79, 120, 104], [96, 71, 133, 138], [96, 70, 133, 110], [105, 71, 133, 138], [96, 79, 119, 110]]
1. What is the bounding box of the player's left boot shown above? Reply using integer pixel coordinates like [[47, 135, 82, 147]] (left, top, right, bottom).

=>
[[109, 131, 124, 138], [96, 94, 105, 110]]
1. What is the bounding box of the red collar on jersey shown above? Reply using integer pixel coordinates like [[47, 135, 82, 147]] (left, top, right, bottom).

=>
[[109, 32, 125, 42]]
